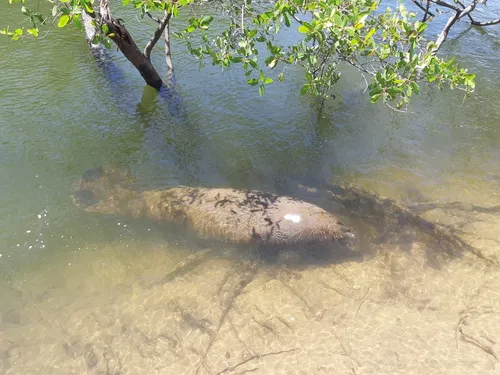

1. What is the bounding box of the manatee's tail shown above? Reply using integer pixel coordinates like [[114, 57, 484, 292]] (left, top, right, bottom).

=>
[[71, 165, 137, 214]]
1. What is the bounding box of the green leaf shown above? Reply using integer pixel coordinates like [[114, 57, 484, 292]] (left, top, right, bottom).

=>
[[12, 28, 23, 40], [369, 86, 383, 96], [407, 85, 413, 97], [230, 56, 243, 63], [122, 0, 131, 5], [297, 25, 310, 34], [200, 16, 214, 26], [57, 15, 70, 28], [263, 77, 273, 84], [417, 22, 427, 34], [410, 82, 420, 95], [82, 1, 94, 14], [300, 84, 310, 95], [284, 12, 290, 27], [52, 5, 58, 17], [278, 72, 284, 81], [0, 28, 13, 36], [463, 73, 476, 88], [364, 28, 376, 43], [103, 37, 111, 49], [387, 87, 402, 97], [102, 23, 109, 34], [258, 84, 265, 96], [73, 16, 82, 31], [247, 78, 259, 86], [27, 28, 38, 37], [370, 93, 382, 103], [267, 58, 277, 69]]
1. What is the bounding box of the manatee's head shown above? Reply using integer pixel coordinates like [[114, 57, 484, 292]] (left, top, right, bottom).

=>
[[263, 199, 356, 248], [71, 165, 136, 214]]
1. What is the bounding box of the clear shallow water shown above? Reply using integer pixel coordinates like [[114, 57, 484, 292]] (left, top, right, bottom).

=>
[[1, 1, 500, 374]]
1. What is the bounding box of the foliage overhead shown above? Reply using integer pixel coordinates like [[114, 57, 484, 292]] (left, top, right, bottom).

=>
[[2, 0, 484, 108]]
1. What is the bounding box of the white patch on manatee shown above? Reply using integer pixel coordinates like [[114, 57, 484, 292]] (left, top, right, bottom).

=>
[[284, 214, 301, 223]]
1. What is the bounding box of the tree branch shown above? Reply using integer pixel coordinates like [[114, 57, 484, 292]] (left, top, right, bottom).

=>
[[411, 0, 435, 21], [146, 11, 161, 24], [99, 0, 163, 89], [432, 0, 464, 12], [291, 13, 304, 25], [144, 11, 172, 60], [470, 17, 500, 26], [425, 0, 498, 27], [81, 10, 98, 45], [164, 10, 174, 76], [433, 0, 480, 54], [454, 0, 476, 23], [433, 10, 460, 53]]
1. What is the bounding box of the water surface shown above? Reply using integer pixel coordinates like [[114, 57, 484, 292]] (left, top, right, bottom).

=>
[[1, 2, 500, 374]]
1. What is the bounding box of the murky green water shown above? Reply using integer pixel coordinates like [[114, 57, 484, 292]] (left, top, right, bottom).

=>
[[1, 2, 500, 374]]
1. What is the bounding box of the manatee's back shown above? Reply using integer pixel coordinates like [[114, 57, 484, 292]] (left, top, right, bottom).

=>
[[154, 187, 355, 246], [71, 168, 355, 248], [139, 187, 263, 243]]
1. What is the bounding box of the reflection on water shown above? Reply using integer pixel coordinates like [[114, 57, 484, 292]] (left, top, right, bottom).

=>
[[2, 1, 500, 373]]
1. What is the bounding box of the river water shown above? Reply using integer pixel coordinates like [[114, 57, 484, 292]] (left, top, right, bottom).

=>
[[1, 1, 500, 374]]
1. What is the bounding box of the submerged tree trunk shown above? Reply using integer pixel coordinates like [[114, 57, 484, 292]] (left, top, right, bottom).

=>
[[99, 0, 163, 89]]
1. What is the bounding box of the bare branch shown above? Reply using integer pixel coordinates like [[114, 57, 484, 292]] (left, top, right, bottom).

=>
[[455, 0, 500, 25], [411, 0, 435, 20], [433, 10, 460, 53], [424, 0, 498, 28], [432, 0, 463, 12], [164, 10, 174, 76], [470, 17, 500, 26], [454, 0, 476, 23], [433, 0, 480, 54], [144, 11, 172, 60], [241, 0, 245, 33], [423, 0, 433, 21], [291, 13, 304, 25], [146, 12, 161, 24]]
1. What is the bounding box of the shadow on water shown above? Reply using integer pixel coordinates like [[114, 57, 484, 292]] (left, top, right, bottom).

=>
[[286, 177, 491, 269], [88, 46, 211, 186]]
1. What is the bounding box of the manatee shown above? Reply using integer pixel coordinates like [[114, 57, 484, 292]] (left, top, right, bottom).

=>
[[71, 165, 356, 249]]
